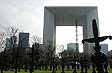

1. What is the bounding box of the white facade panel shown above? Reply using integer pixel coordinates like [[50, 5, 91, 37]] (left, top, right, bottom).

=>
[[43, 8, 55, 49]]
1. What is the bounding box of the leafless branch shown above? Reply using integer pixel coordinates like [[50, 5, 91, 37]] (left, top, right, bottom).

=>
[[4, 26, 18, 37], [32, 35, 42, 44], [0, 32, 6, 51]]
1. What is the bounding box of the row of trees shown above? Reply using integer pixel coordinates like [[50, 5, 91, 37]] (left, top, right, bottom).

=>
[[0, 26, 43, 73], [0, 26, 92, 73], [1, 40, 90, 72], [0, 26, 19, 73]]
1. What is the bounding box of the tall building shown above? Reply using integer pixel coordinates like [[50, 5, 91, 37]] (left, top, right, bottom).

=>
[[5, 35, 17, 49], [67, 43, 79, 53], [18, 33, 29, 49], [10, 35, 17, 47], [6, 38, 11, 49], [101, 44, 108, 55]]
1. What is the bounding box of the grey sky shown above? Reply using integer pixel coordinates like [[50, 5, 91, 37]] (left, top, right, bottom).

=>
[[0, 0, 45, 38], [0, 0, 112, 51]]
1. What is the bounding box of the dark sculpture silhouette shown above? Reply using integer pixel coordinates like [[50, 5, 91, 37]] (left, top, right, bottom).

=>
[[61, 57, 65, 73], [27, 44, 35, 73], [0, 48, 7, 73], [82, 19, 111, 47], [91, 46, 108, 73], [80, 55, 88, 73], [14, 47, 22, 73], [82, 19, 111, 73], [73, 54, 77, 73]]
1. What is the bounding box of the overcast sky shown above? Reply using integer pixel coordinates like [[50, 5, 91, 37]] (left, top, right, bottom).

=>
[[0, 0, 112, 51]]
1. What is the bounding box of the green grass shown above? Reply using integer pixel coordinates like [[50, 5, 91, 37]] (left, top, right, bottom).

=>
[[3, 69, 112, 73]]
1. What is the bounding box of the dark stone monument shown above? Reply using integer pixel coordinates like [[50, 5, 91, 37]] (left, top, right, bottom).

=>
[[52, 57, 56, 73], [47, 44, 56, 73], [67, 62, 70, 71], [80, 55, 88, 73], [0, 48, 7, 73], [27, 43, 40, 73], [61, 57, 65, 73], [83, 55, 88, 73], [24, 61, 28, 72], [73, 54, 77, 73], [14, 47, 22, 73], [27, 44, 35, 73], [80, 57, 84, 73], [82, 19, 111, 73]]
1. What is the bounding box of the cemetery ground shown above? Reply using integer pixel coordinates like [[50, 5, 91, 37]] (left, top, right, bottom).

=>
[[3, 69, 112, 73]]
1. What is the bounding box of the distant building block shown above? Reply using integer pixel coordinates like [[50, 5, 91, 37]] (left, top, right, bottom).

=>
[[67, 43, 79, 53], [19, 33, 29, 49]]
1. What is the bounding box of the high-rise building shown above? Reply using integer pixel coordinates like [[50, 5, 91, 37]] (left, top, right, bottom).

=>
[[101, 44, 108, 55], [6, 38, 11, 49], [10, 35, 17, 47], [5, 35, 17, 49], [18, 33, 29, 49], [67, 43, 79, 53]]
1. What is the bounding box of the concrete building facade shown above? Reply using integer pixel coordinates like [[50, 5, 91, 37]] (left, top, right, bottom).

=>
[[43, 6, 99, 54]]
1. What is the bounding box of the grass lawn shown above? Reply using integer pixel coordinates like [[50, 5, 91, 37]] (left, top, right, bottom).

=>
[[3, 69, 112, 73]]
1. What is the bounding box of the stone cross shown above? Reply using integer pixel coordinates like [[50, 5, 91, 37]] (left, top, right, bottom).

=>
[[0, 49, 7, 73], [82, 19, 111, 48], [82, 19, 111, 73]]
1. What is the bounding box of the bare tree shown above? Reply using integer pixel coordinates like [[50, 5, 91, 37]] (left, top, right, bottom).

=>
[[4, 26, 19, 47], [0, 32, 6, 73], [31, 35, 42, 71], [0, 32, 6, 52], [5, 26, 18, 37], [56, 44, 64, 54], [4, 26, 19, 71], [32, 35, 42, 44]]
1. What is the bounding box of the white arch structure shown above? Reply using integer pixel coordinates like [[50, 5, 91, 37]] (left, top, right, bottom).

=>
[[43, 6, 98, 54]]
